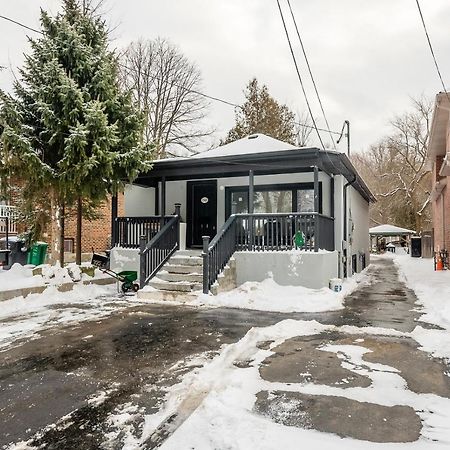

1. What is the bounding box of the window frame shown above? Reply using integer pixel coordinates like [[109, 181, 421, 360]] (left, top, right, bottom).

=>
[[225, 182, 322, 218]]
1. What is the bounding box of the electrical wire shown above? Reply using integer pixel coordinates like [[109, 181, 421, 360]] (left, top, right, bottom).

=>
[[1, 11, 343, 139], [275, 0, 326, 151], [285, 0, 337, 150], [0, 14, 42, 34], [415, 0, 450, 103]]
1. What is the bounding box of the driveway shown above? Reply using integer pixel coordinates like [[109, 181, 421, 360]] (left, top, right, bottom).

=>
[[1, 257, 448, 449]]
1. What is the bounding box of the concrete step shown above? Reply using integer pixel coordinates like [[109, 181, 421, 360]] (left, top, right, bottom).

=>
[[137, 289, 198, 302], [148, 279, 202, 292], [163, 264, 203, 275], [169, 255, 203, 266], [157, 271, 203, 283], [175, 250, 202, 257]]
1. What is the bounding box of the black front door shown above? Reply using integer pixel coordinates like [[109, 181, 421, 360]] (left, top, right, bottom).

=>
[[187, 180, 217, 247]]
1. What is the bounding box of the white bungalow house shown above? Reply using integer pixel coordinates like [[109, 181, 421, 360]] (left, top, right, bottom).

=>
[[109, 134, 374, 297]]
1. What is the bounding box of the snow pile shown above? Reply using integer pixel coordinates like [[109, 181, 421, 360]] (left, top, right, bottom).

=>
[[0, 263, 43, 290], [0, 262, 107, 292], [193, 269, 373, 313]]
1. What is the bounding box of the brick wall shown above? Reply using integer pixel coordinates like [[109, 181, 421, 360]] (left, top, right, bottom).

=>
[[431, 155, 450, 251], [47, 193, 125, 259]]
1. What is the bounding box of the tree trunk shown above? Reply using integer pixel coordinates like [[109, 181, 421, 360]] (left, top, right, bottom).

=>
[[59, 202, 65, 267], [50, 191, 64, 266], [76, 197, 82, 265]]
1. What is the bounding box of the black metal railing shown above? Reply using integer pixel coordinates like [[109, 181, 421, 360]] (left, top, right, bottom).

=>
[[202, 215, 237, 294], [139, 214, 180, 288], [203, 212, 335, 293], [113, 216, 172, 248]]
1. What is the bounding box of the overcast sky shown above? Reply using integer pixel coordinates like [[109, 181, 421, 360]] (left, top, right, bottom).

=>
[[1, 0, 449, 154]]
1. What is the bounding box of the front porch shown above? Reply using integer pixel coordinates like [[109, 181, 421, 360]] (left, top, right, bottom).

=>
[[110, 208, 337, 294], [110, 135, 374, 294]]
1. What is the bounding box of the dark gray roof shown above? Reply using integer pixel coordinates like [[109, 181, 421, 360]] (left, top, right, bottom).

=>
[[135, 146, 375, 203]]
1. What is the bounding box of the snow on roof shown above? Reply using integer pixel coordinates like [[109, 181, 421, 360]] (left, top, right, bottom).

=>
[[369, 224, 416, 236], [190, 134, 298, 159]]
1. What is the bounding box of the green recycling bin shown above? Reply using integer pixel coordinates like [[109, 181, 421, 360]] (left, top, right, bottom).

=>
[[27, 242, 48, 265]]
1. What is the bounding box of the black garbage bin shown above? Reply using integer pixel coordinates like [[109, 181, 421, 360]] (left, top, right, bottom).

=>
[[0, 237, 28, 269], [411, 236, 422, 258]]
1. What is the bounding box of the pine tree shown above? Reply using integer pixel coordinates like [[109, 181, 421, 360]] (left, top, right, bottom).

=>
[[224, 78, 296, 144], [0, 0, 151, 265]]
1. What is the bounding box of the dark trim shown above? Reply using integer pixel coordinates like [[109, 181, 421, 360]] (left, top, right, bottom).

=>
[[161, 176, 166, 217], [132, 148, 375, 203], [330, 175, 335, 218], [111, 195, 118, 248], [155, 183, 159, 215], [186, 179, 218, 248], [225, 182, 323, 218], [314, 166, 319, 213]]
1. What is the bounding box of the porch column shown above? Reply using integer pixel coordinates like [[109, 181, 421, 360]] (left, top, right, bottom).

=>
[[314, 166, 319, 252], [161, 176, 166, 218], [249, 170, 254, 250], [111, 194, 118, 248], [155, 183, 159, 215]]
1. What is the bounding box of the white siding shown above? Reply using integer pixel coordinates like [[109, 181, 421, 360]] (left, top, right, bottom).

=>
[[160, 172, 331, 229], [124, 184, 155, 216], [348, 185, 370, 272]]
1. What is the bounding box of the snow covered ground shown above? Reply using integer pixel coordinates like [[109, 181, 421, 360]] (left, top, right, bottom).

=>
[[193, 269, 374, 313], [389, 252, 450, 361], [108, 254, 450, 449], [112, 319, 450, 450], [0, 281, 142, 350]]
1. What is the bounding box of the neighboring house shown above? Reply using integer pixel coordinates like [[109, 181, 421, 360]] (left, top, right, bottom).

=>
[[110, 133, 375, 296], [428, 93, 450, 252], [60, 195, 124, 259], [0, 201, 18, 239], [1, 189, 119, 262]]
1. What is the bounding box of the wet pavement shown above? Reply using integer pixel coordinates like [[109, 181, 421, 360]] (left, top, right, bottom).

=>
[[0, 257, 448, 448]]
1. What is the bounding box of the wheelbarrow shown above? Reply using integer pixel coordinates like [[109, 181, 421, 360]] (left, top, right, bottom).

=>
[[91, 252, 139, 293]]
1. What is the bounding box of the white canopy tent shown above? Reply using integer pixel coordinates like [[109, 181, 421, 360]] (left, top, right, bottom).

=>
[[369, 224, 416, 253], [369, 224, 416, 236]]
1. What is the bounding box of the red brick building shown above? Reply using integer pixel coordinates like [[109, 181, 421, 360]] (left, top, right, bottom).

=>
[[46, 194, 125, 261], [428, 93, 450, 251]]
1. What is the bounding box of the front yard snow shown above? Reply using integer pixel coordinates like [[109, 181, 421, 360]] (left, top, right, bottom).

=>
[[194, 269, 373, 313]]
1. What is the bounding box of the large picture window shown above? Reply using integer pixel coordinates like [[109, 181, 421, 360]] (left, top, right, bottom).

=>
[[225, 183, 322, 218]]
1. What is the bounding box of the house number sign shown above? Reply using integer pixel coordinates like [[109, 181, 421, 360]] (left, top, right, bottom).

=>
[[201, 197, 209, 204]]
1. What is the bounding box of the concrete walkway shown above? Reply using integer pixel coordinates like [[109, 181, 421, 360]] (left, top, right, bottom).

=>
[[0, 257, 448, 448]]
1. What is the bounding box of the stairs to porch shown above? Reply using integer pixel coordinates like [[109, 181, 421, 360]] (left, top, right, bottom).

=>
[[138, 250, 202, 300], [137, 250, 236, 300]]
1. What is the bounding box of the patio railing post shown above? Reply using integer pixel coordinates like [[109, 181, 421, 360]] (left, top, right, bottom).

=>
[[174, 203, 181, 250], [202, 236, 210, 294], [139, 235, 147, 289], [249, 170, 254, 250]]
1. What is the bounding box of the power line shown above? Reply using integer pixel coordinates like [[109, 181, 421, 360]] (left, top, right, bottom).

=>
[[275, 0, 326, 151], [285, 0, 337, 150], [1, 11, 342, 137], [0, 14, 42, 34], [414, 0, 450, 103]]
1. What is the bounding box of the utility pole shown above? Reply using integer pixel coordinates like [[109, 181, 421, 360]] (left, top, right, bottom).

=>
[[337, 120, 350, 157]]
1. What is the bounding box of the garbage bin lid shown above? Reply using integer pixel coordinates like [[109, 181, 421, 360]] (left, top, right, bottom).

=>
[[0, 236, 20, 242]]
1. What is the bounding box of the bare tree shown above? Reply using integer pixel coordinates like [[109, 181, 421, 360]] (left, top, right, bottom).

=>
[[295, 111, 314, 147], [120, 38, 211, 158], [352, 96, 432, 231]]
